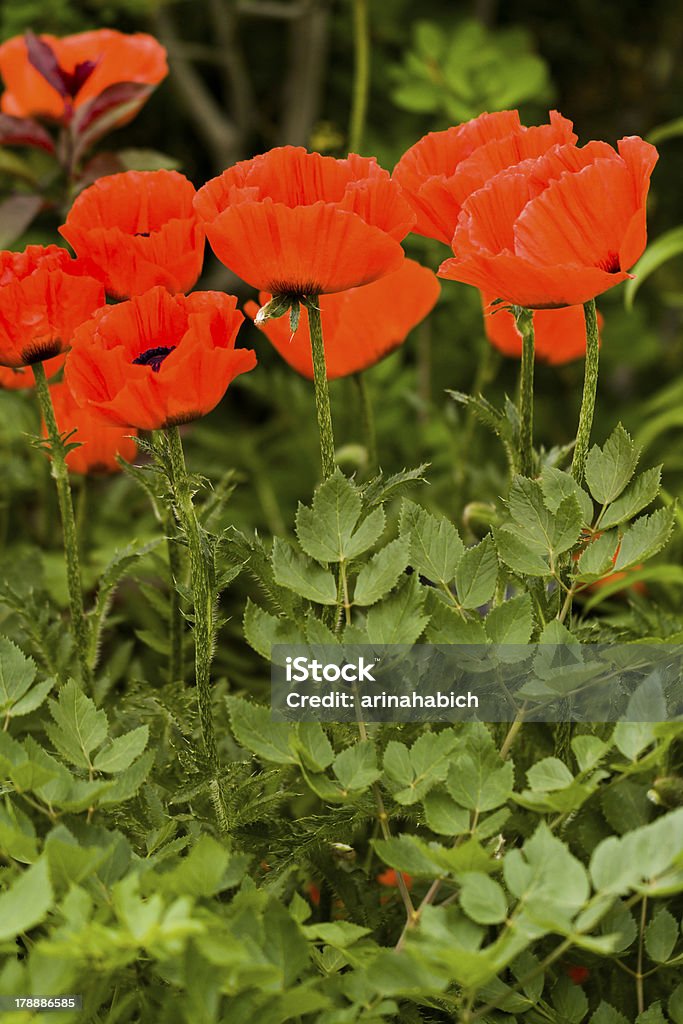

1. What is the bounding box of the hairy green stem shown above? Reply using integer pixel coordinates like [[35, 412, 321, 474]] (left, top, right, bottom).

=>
[[164, 508, 184, 684], [515, 306, 535, 477], [33, 361, 91, 689], [307, 299, 336, 479], [571, 298, 600, 484], [355, 373, 377, 470], [348, 0, 369, 153], [166, 427, 227, 831]]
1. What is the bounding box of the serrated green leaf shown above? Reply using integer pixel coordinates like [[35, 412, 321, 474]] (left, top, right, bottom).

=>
[[295, 471, 384, 562], [485, 594, 534, 643], [599, 466, 661, 529], [228, 696, 297, 764], [585, 425, 639, 505], [353, 539, 409, 606], [527, 757, 574, 792], [0, 857, 53, 941], [243, 599, 302, 660], [46, 680, 108, 770], [541, 467, 594, 524], [613, 507, 674, 570], [448, 724, 513, 812], [333, 741, 379, 791], [423, 789, 470, 835], [0, 637, 37, 714], [294, 722, 335, 772], [455, 535, 498, 610], [425, 593, 488, 643], [366, 575, 429, 644], [271, 538, 337, 605], [495, 527, 551, 576], [506, 477, 582, 560], [93, 725, 149, 773], [460, 872, 508, 925], [591, 1002, 630, 1024], [575, 531, 620, 580], [644, 908, 678, 962], [303, 921, 370, 948], [399, 499, 464, 585]]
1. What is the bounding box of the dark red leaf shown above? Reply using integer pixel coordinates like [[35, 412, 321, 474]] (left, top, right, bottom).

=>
[[24, 31, 69, 99], [70, 82, 152, 164], [0, 194, 43, 247], [0, 114, 55, 153], [69, 59, 100, 95]]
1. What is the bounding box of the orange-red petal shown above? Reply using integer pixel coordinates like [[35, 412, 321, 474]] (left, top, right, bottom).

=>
[[246, 259, 440, 379]]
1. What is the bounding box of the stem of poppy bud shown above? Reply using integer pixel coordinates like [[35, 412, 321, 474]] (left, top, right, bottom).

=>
[[349, 0, 369, 153], [33, 361, 91, 689], [306, 297, 337, 479], [515, 306, 535, 477], [571, 299, 600, 485], [165, 426, 228, 833]]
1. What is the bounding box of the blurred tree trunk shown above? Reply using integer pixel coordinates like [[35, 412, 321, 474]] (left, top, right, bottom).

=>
[[278, 0, 330, 146]]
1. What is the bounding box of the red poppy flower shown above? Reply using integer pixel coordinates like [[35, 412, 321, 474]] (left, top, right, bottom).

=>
[[393, 110, 577, 246], [43, 380, 138, 475], [376, 868, 413, 890], [65, 286, 256, 430], [0, 353, 65, 390], [245, 259, 439, 379], [194, 146, 415, 296], [0, 245, 104, 367], [438, 134, 657, 308], [0, 30, 167, 121], [60, 171, 205, 300], [481, 293, 604, 365]]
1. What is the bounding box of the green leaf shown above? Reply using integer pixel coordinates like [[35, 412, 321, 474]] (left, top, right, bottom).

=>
[[459, 872, 507, 924], [425, 593, 488, 643], [599, 466, 661, 529], [93, 725, 149, 773], [552, 976, 589, 1023], [423, 789, 470, 835], [591, 1002, 630, 1024], [227, 696, 297, 764], [637, 1004, 668, 1024], [271, 538, 337, 605], [585, 425, 639, 505], [296, 470, 384, 562], [590, 808, 683, 895], [613, 507, 674, 571], [526, 757, 574, 792], [455, 536, 498, 609], [0, 857, 53, 941], [572, 735, 609, 772], [669, 984, 683, 1024], [386, 730, 461, 805], [353, 539, 409, 606], [485, 594, 533, 643], [504, 823, 590, 928], [0, 637, 37, 715], [625, 225, 683, 308], [575, 531, 619, 580], [304, 921, 371, 948], [541, 467, 594, 524], [366, 575, 429, 644], [399, 499, 464, 585], [506, 477, 582, 560], [243, 599, 302, 660], [293, 722, 335, 772], [495, 526, 550, 576], [644, 908, 678, 962], [333, 741, 380, 791], [46, 679, 108, 770], [447, 724, 513, 812]]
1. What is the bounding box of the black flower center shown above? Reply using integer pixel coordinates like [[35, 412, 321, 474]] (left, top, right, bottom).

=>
[[132, 345, 176, 373], [134, 231, 151, 237]]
